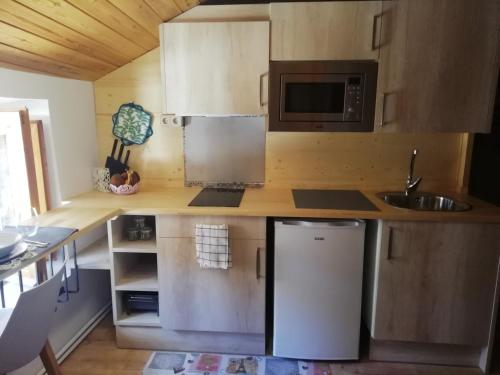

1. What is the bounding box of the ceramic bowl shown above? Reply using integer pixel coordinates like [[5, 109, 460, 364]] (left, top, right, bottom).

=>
[[109, 182, 140, 195], [0, 231, 22, 259]]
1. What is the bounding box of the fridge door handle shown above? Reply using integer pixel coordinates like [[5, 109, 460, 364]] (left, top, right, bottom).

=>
[[280, 220, 362, 228]]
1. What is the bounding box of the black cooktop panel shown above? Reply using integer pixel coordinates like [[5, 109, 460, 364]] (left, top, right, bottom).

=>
[[189, 188, 245, 207], [292, 189, 379, 211]]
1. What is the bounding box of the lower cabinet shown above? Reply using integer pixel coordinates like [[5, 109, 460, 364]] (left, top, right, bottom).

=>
[[366, 220, 500, 366], [113, 215, 267, 355], [158, 237, 266, 335]]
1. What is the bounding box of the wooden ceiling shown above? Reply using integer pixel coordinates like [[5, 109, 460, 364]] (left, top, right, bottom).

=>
[[0, 0, 199, 81]]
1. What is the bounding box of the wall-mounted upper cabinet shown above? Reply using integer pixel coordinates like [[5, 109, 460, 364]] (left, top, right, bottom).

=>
[[161, 21, 270, 116], [375, 0, 499, 133], [270, 1, 382, 61]]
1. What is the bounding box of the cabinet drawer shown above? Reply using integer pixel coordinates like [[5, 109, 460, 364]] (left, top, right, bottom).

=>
[[157, 215, 266, 240]]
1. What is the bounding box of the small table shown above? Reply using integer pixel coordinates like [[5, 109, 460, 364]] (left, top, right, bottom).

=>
[[0, 206, 120, 375]]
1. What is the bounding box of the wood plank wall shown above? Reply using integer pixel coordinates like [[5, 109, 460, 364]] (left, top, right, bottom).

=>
[[94, 47, 467, 192]]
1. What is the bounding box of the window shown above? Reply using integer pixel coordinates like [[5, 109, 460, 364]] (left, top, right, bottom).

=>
[[0, 108, 51, 308], [0, 111, 32, 227]]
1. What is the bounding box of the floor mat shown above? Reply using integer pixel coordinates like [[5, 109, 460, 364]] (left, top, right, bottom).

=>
[[143, 352, 331, 375]]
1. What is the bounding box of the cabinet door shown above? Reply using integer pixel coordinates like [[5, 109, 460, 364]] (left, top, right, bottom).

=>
[[162, 21, 269, 115], [270, 1, 382, 61], [373, 221, 500, 346], [158, 237, 265, 334], [375, 0, 499, 132]]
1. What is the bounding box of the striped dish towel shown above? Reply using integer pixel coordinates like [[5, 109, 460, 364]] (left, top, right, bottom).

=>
[[195, 224, 231, 269]]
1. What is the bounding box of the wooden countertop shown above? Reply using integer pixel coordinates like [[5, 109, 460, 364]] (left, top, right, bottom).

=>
[[54, 187, 500, 223], [0, 207, 119, 282], [31, 206, 121, 234]]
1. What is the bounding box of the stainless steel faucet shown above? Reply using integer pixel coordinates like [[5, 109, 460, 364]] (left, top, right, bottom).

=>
[[405, 149, 422, 196]]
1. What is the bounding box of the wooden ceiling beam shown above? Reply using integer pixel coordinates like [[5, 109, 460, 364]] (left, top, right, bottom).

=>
[[0, 0, 200, 80], [0, 22, 116, 75], [0, 0, 128, 66], [67, 0, 159, 50], [107, 0, 164, 38], [0, 59, 52, 77], [0, 42, 99, 80], [173, 0, 200, 11], [14, 0, 147, 60], [144, 0, 182, 21]]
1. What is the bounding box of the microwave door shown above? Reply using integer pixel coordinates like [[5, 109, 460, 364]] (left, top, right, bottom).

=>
[[280, 74, 348, 122]]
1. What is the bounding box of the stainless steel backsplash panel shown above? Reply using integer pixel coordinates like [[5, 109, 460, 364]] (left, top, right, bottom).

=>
[[183, 116, 266, 187]]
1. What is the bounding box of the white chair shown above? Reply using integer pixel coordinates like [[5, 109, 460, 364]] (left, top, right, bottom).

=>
[[0, 262, 66, 375]]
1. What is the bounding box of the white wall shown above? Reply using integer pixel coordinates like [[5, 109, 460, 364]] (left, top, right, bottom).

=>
[[0, 69, 111, 375], [0, 68, 97, 206]]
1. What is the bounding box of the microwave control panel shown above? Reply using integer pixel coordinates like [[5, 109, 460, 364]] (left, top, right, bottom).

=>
[[344, 76, 363, 122]]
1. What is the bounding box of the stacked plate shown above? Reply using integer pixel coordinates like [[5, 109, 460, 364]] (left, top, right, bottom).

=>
[[0, 231, 24, 262]]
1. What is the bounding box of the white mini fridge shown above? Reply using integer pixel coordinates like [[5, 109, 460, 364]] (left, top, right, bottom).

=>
[[273, 219, 365, 360]]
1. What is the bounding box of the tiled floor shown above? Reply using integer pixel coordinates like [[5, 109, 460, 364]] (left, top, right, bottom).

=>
[[60, 314, 495, 375]]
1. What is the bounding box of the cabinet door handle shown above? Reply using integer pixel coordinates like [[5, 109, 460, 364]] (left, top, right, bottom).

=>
[[386, 226, 394, 260], [380, 92, 388, 127], [256, 247, 261, 279], [371, 13, 382, 51], [259, 72, 268, 108]]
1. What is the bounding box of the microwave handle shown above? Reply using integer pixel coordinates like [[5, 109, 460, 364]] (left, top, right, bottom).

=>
[[259, 72, 268, 107]]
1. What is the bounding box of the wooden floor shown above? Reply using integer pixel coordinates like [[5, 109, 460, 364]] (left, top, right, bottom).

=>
[[61, 314, 491, 375], [61, 314, 151, 375]]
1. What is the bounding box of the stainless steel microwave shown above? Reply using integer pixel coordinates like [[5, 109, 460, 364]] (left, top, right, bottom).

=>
[[269, 60, 378, 132]]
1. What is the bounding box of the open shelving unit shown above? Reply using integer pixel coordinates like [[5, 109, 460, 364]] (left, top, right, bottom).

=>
[[109, 215, 157, 253], [66, 231, 110, 276], [75, 236, 110, 270], [108, 214, 160, 328], [114, 252, 158, 292], [114, 290, 161, 327]]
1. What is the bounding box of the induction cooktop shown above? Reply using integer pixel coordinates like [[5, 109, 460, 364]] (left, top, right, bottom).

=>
[[292, 189, 379, 211], [188, 188, 245, 207]]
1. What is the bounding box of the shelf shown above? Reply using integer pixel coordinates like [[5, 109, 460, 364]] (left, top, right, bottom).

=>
[[112, 238, 157, 253], [108, 215, 157, 253], [113, 252, 158, 292], [116, 311, 161, 327], [115, 263, 158, 291], [73, 236, 110, 270]]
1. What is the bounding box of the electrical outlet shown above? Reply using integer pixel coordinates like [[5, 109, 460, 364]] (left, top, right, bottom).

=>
[[160, 114, 184, 128], [172, 116, 185, 128]]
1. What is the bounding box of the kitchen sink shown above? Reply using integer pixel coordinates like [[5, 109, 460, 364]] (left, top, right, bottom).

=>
[[377, 192, 472, 212]]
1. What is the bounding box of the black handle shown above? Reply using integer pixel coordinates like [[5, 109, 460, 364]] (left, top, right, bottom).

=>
[[386, 226, 394, 260], [111, 139, 118, 158], [123, 150, 130, 165], [117, 143, 124, 162]]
